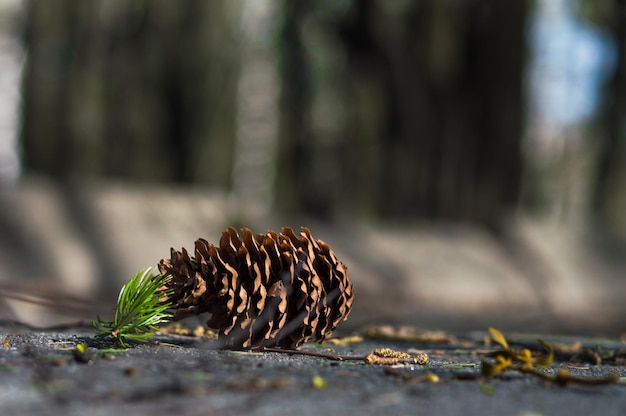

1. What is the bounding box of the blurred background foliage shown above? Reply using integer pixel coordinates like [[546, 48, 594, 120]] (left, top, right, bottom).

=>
[[5, 0, 623, 233]]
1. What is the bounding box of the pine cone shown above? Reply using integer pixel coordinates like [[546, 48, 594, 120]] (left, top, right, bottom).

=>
[[158, 227, 354, 349]]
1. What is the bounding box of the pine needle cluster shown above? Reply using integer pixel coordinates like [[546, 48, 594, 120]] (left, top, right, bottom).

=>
[[93, 268, 173, 348]]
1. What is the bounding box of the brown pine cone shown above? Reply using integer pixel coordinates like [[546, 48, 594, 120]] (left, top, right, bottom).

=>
[[158, 227, 353, 349]]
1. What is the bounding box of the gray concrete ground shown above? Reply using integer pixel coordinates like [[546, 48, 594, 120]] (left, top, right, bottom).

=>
[[1, 179, 626, 414], [0, 322, 625, 416]]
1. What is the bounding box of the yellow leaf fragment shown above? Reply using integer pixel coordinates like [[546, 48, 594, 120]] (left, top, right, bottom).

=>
[[426, 373, 440, 383], [488, 327, 509, 350], [534, 339, 554, 368], [481, 328, 617, 386], [312, 375, 327, 389]]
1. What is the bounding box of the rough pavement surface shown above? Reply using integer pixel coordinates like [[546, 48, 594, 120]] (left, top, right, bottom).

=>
[[1, 322, 625, 416]]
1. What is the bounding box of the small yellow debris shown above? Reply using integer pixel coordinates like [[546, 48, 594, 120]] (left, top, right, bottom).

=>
[[325, 336, 364, 346], [480, 382, 495, 396], [366, 325, 456, 344], [160, 322, 218, 339], [73, 343, 92, 364], [552, 341, 581, 354], [1, 338, 10, 347], [193, 325, 206, 338], [481, 327, 615, 385], [364, 349, 429, 365], [365, 354, 400, 365], [312, 375, 327, 389], [426, 373, 440, 383], [383, 367, 439, 383], [373, 348, 412, 359], [160, 322, 192, 336]]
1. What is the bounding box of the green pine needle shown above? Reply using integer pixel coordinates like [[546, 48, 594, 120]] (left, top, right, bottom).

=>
[[93, 267, 174, 348]]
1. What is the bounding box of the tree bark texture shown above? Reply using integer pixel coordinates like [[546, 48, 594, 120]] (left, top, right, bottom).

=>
[[591, 0, 626, 230]]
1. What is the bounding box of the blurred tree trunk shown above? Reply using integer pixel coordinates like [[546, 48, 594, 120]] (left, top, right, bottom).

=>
[[338, 0, 526, 226], [20, 0, 239, 186], [19, 0, 241, 296], [277, 0, 526, 227], [591, 0, 626, 231], [21, 0, 528, 228], [275, 0, 317, 216], [232, 0, 280, 220]]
